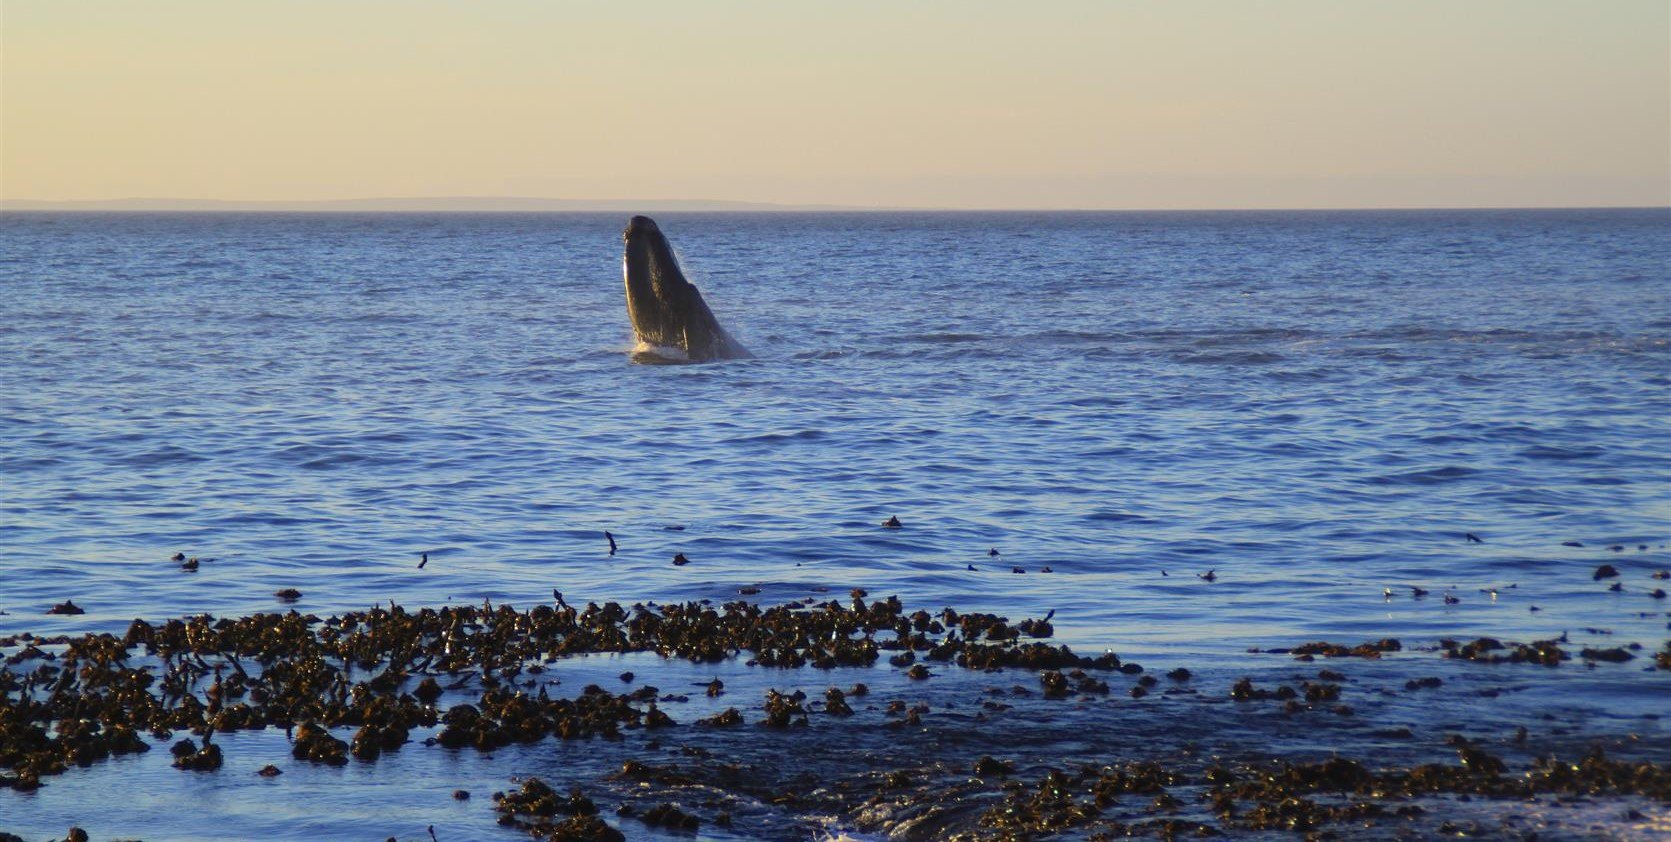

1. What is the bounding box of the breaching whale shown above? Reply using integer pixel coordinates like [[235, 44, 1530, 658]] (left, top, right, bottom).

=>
[[621, 215, 751, 362]]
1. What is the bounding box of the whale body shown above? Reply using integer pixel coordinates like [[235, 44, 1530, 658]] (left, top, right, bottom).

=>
[[621, 215, 751, 362]]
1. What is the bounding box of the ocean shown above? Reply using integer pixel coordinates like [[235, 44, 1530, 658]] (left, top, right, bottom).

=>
[[1, 209, 1667, 840]]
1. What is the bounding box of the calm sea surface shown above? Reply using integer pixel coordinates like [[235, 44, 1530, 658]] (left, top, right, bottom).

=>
[[1, 210, 1668, 839]]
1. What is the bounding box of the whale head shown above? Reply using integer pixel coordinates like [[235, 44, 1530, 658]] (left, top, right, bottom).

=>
[[622, 215, 750, 362]]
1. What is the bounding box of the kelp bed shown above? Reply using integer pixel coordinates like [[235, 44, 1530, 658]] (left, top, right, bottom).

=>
[[3, 595, 1668, 840]]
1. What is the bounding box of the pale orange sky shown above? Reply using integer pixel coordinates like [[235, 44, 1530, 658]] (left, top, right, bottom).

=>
[[3, 0, 1667, 208]]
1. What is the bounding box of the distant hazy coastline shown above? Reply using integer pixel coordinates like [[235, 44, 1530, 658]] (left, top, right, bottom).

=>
[[6, 197, 1665, 213], [0, 196, 891, 213]]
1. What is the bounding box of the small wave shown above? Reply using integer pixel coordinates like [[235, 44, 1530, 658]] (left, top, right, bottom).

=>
[[1417, 433, 1487, 445], [726, 430, 826, 444], [1174, 351, 1285, 365], [270, 442, 390, 470], [1369, 465, 1479, 485], [357, 431, 414, 444], [117, 445, 206, 467], [1137, 327, 1316, 345], [906, 332, 986, 344], [1056, 395, 1124, 408], [0, 456, 62, 472], [299, 453, 381, 469], [1518, 445, 1604, 461], [172, 258, 239, 270], [211, 512, 313, 527], [1017, 329, 1124, 345], [1083, 511, 1152, 523]]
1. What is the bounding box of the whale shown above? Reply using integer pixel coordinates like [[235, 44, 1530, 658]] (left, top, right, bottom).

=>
[[622, 215, 751, 362]]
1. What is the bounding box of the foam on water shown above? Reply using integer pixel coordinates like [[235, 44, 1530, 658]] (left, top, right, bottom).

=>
[[631, 340, 692, 363]]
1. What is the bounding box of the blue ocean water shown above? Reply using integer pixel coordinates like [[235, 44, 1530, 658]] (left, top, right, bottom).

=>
[[1, 209, 1668, 839], [2, 210, 1666, 645]]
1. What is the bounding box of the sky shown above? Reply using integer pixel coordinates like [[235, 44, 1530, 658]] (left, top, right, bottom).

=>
[[2, 0, 1667, 209]]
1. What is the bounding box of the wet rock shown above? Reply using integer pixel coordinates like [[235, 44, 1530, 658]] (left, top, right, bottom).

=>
[[1231, 677, 1297, 702], [881, 770, 913, 788], [1442, 637, 1567, 666], [292, 722, 348, 766], [1039, 670, 1071, 699], [1017, 612, 1055, 638], [543, 815, 624, 841], [350, 725, 387, 760], [1580, 647, 1634, 663], [494, 776, 598, 819], [697, 708, 743, 727], [172, 741, 223, 771], [1303, 682, 1341, 703], [644, 703, 675, 729], [641, 802, 700, 830], [493, 778, 619, 840], [823, 687, 853, 716], [761, 690, 806, 728], [1291, 639, 1401, 659], [1457, 747, 1507, 776], [413, 676, 444, 704]]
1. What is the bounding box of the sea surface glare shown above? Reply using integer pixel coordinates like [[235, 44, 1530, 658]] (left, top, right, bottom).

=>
[[0, 209, 1667, 839]]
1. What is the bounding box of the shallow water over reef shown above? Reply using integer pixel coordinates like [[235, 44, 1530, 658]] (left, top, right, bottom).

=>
[[0, 209, 1667, 839]]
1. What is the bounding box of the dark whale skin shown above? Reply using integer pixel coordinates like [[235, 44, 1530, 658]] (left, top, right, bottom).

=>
[[622, 215, 751, 362]]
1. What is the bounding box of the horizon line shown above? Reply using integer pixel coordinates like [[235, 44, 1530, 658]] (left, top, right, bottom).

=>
[[3, 195, 1668, 214]]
